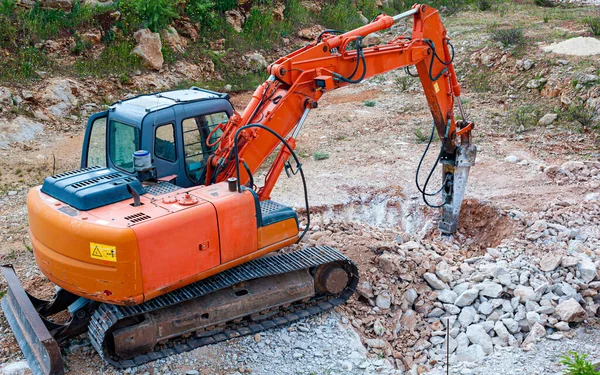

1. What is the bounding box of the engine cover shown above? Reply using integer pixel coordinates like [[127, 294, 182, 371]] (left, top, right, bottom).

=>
[[40, 166, 145, 211]]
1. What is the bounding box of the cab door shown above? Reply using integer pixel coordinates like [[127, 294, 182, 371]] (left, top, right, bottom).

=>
[[142, 110, 181, 183], [80, 111, 108, 168]]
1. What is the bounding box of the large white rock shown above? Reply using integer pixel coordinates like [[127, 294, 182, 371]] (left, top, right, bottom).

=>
[[538, 113, 557, 126], [539, 253, 562, 272], [514, 285, 535, 302], [555, 298, 588, 323], [494, 320, 511, 346], [466, 324, 493, 354], [577, 254, 598, 283], [478, 282, 503, 298], [455, 288, 479, 307], [0, 116, 44, 149], [455, 344, 486, 363], [423, 272, 448, 290], [437, 289, 458, 304], [160, 26, 188, 53], [40, 79, 79, 117], [436, 261, 453, 283], [459, 306, 478, 327], [133, 29, 164, 71]]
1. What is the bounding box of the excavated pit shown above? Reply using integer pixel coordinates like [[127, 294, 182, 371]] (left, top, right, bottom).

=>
[[301, 191, 513, 251]]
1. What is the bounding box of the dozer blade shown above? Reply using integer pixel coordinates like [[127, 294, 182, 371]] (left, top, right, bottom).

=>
[[1, 265, 64, 375], [439, 144, 477, 234]]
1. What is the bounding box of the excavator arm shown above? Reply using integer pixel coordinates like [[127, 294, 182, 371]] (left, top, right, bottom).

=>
[[206, 4, 476, 233]]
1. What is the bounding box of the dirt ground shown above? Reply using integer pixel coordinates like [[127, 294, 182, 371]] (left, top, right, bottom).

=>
[[1, 2, 600, 374]]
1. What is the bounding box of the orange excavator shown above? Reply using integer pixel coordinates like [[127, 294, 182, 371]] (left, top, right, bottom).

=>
[[1, 5, 476, 374]]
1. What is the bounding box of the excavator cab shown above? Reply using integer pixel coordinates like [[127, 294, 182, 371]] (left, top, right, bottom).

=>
[[80, 87, 232, 188]]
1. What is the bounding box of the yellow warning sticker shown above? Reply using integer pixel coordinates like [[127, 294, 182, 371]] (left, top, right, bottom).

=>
[[433, 82, 440, 93], [90, 242, 117, 262]]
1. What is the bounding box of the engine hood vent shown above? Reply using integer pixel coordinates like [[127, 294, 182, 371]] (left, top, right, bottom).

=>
[[41, 166, 145, 211]]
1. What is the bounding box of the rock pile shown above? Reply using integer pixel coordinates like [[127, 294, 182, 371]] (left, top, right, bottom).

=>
[[543, 160, 600, 188], [305, 194, 600, 374]]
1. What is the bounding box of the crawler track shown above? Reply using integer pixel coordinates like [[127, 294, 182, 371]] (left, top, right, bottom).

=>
[[88, 246, 358, 368]]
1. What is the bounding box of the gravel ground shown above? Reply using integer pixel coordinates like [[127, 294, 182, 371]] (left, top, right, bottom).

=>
[[86, 313, 401, 375], [428, 324, 600, 375]]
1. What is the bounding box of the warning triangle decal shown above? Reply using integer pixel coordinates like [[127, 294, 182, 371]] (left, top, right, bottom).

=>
[[92, 246, 102, 257]]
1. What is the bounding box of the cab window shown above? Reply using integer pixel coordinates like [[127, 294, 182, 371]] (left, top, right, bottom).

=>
[[109, 120, 140, 173], [182, 112, 228, 183], [87, 117, 107, 167], [155, 123, 176, 162]]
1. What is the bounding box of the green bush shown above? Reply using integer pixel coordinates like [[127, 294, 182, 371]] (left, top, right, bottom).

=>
[[492, 28, 524, 47], [584, 16, 600, 36], [284, 0, 309, 28], [560, 352, 600, 375], [186, 0, 216, 27], [566, 99, 598, 129], [477, 0, 493, 11], [242, 7, 286, 49], [319, 0, 363, 30], [313, 151, 330, 161], [0, 0, 15, 16], [364, 100, 377, 107], [534, 0, 556, 7], [513, 105, 542, 132], [120, 0, 179, 32]]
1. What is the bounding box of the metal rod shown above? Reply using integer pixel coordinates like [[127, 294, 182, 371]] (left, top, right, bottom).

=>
[[292, 108, 311, 138], [457, 96, 468, 122], [392, 8, 418, 22]]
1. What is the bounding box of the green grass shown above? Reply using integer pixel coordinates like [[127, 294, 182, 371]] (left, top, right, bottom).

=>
[[73, 41, 141, 78], [0, 47, 53, 82], [465, 69, 491, 92]]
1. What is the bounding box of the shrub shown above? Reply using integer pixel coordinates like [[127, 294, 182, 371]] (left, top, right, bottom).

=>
[[584, 16, 600, 36], [535, 0, 556, 7], [477, 0, 493, 11], [364, 100, 376, 107], [242, 7, 285, 49], [319, 0, 362, 30], [560, 351, 600, 375], [566, 99, 598, 129], [120, 0, 179, 32], [492, 28, 524, 47], [0, 0, 15, 16], [513, 105, 542, 132], [284, 0, 309, 28], [186, 0, 216, 27], [313, 151, 330, 161]]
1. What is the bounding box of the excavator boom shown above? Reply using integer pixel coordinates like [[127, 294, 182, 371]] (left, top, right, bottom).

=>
[[205, 4, 475, 232]]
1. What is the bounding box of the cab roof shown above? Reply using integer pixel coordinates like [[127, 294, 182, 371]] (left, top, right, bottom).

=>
[[107, 87, 230, 124]]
